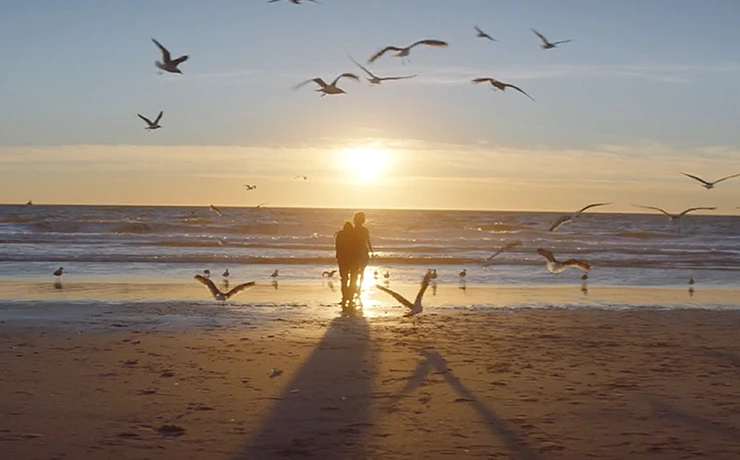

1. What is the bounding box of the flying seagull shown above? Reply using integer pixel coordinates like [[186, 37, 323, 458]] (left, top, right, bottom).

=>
[[152, 38, 188, 74], [633, 205, 716, 222], [244, 184, 257, 190], [323, 269, 337, 278], [194, 274, 255, 302], [293, 73, 359, 96], [472, 77, 535, 101], [349, 56, 416, 85], [549, 202, 612, 232], [209, 204, 223, 216], [368, 39, 448, 64], [295, 175, 308, 180], [474, 26, 496, 41], [537, 248, 592, 274], [482, 240, 522, 266], [680, 172, 740, 190], [137, 111, 163, 130], [376, 271, 433, 317], [531, 28, 572, 50]]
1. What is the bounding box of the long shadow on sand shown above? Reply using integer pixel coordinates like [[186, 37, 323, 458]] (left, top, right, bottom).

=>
[[236, 313, 375, 459]]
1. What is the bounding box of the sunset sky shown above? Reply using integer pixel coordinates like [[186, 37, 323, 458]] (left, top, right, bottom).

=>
[[1, 0, 739, 211]]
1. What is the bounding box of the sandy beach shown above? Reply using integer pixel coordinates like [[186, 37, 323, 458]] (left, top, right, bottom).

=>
[[2, 308, 740, 459]]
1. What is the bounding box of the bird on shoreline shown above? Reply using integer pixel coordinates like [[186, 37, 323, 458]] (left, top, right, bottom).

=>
[[323, 269, 337, 278], [203, 269, 211, 278], [633, 205, 716, 222], [209, 204, 223, 217], [531, 28, 572, 50], [137, 111, 163, 131], [482, 240, 522, 266], [293, 73, 359, 96], [472, 77, 535, 101], [368, 39, 448, 64], [376, 271, 433, 317], [349, 56, 416, 85], [223, 269, 230, 278], [474, 26, 496, 42], [459, 269, 467, 278], [194, 275, 255, 302], [680, 172, 740, 190], [152, 38, 188, 74], [537, 248, 592, 274], [549, 202, 612, 232], [53, 267, 64, 277], [270, 269, 279, 278]]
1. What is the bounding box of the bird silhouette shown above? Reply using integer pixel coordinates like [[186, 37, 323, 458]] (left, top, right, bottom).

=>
[[293, 73, 359, 96], [152, 38, 188, 74], [376, 272, 433, 317], [549, 202, 612, 232], [194, 275, 255, 302], [368, 39, 448, 63], [531, 28, 572, 49], [680, 172, 740, 190], [472, 77, 535, 101]]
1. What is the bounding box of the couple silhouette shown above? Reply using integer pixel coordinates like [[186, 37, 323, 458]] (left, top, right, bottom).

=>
[[335, 211, 374, 307]]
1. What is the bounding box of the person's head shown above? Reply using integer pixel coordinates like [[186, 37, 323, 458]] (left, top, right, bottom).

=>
[[343, 221, 353, 232], [353, 211, 366, 226]]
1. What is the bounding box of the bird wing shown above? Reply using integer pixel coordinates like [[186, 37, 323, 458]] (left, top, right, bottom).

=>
[[172, 55, 189, 65], [209, 204, 223, 216], [331, 73, 360, 86], [137, 114, 153, 125], [293, 78, 326, 90], [376, 285, 414, 309], [151, 38, 171, 62], [472, 77, 494, 85], [680, 172, 712, 186], [409, 39, 449, 49], [551, 39, 572, 46], [368, 46, 403, 63], [634, 205, 672, 217], [484, 239, 523, 263], [224, 281, 256, 299], [713, 172, 740, 184], [536, 248, 558, 263], [549, 215, 572, 232], [677, 207, 716, 217], [562, 259, 592, 272], [531, 28, 549, 45], [413, 273, 432, 305], [194, 274, 225, 299], [379, 74, 417, 81], [349, 55, 376, 78], [153, 111, 163, 124], [574, 202, 612, 216], [502, 83, 535, 101], [474, 26, 494, 41]]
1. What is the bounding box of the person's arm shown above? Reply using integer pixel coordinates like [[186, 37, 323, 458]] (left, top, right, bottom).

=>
[[367, 231, 374, 254]]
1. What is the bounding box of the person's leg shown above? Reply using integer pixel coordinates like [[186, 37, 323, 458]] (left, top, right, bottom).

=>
[[348, 265, 360, 302], [338, 262, 350, 305]]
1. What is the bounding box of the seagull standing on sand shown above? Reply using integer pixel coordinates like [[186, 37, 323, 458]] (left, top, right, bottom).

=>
[[537, 248, 592, 274], [194, 275, 255, 302], [349, 56, 416, 85], [203, 269, 211, 278], [549, 202, 612, 232], [270, 269, 279, 278], [293, 73, 360, 96], [53, 267, 64, 277], [633, 205, 717, 223], [474, 26, 496, 41], [472, 78, 535, 101], [209, 204, 223, 217], [531, 28, 572, 49], [376, 271, 433, 317], [152, 38, 188, 74], [223, 269, 230, 279], [383, 270, 390, 280], [368, 39, 448, 63], [137, 111, 163, 130], [459, 269, 467, 278], [680, 172, 740, 190], [482, 240, 522, 266]]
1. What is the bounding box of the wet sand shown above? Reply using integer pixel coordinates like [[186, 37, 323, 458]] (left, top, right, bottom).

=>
[[2, 309, 740, 459]]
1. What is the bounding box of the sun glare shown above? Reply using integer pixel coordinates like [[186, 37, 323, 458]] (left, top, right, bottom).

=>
[[345, 148, 388, 182]]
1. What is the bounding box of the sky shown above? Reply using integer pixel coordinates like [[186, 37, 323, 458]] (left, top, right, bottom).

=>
[[1, 0, 739, 212]]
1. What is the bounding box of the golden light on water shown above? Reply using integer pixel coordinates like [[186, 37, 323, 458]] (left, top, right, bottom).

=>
[[344, 147, 388, 183]]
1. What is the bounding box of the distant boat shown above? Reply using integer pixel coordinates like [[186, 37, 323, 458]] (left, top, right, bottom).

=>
[[25, 200, 33, 206]]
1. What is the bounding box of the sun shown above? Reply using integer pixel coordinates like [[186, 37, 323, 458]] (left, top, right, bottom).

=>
[[344, 148, 388, 182]]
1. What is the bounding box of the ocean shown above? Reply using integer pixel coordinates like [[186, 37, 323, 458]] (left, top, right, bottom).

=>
[[1, 204, 739, 321]]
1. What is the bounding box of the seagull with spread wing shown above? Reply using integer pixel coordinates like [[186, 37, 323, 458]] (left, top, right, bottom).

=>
[[349, 56, 416, 85], [474, 26, 496, 41], [549, 202, 612, 232], [209, 204, 223, 217], [680, 172, 740, 190], [633, 205, 717, 222], [137, 111, 163, 130], [194, 274, 255, 302], [472, 77, 535, 101], [376, 271, 432, 317], [537, 248, 592, 274], [368, 39, 448, 64], [294, 73, 360, 96], [152, 38, 188, 74], [482, 240, 522, 267], [531, 28, 572, 50]]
